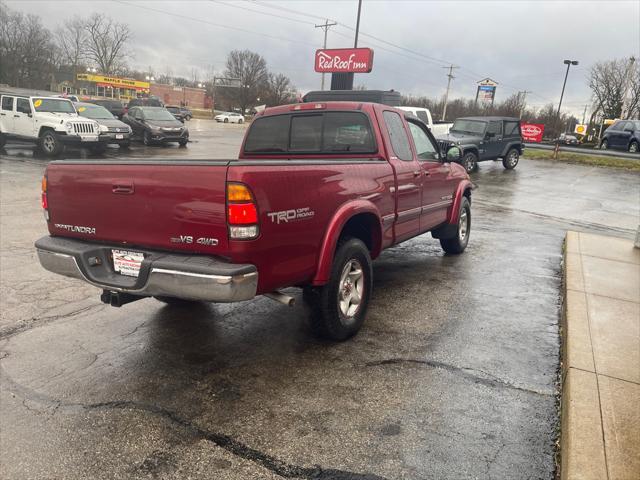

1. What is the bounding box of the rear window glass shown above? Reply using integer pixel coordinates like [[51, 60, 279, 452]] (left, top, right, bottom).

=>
[[416, 111, 429, 123], [244, 112, 376, 154]]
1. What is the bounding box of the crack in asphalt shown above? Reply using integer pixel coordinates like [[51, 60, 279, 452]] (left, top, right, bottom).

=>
[[0, 362, 386, 480], [364, 358, 554, 397]]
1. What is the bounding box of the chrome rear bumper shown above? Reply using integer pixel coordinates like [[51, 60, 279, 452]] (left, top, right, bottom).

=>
[[36, 236, 257, 303]]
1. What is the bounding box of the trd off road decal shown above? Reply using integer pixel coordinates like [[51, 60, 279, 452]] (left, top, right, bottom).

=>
[[267, 207, 315, 224]]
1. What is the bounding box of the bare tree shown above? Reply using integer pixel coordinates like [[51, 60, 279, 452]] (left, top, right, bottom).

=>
[[589, 58, 639, 119], [224, 49, 268, 113], [0, 3, 57, 88], [263, 73, 295, 106], [84, 13, 131, 74], [56, 16, 87, 89]]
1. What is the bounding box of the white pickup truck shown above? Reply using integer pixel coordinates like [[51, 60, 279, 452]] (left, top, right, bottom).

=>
[[398, 106, 452, 137], [0, 93, 101, 156]]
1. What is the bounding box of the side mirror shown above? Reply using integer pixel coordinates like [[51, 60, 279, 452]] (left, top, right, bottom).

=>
[[446, 146, 462, 162]]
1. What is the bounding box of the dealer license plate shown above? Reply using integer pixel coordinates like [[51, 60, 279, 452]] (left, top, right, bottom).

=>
[[80, 135, 98, 142], [112, 250, 144, 277], [115, 134, 124, 139]]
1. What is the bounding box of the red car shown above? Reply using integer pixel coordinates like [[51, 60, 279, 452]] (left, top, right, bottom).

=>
[[36, 101, 473, 340]]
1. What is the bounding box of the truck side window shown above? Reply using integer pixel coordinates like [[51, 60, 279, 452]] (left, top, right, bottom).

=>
[[16, 98, 31, 114], [383, 111, 412, 161], [416, 111, 430, 124], [486, 121, 502, 137], [504, 121, 520, 136], [1, 96, 14, 111], [407, 121, 438, 161]]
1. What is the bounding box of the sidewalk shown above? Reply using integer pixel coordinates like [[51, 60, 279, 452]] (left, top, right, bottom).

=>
[[562, 231, 639, 480]]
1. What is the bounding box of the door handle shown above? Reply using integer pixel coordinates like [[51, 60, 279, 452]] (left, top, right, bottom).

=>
[[413, 170, 422, 177], [0, 113, 5, 116], [423, 170, 431, 176], [14, 114, 19, 118], [112, 184, 134, 194]]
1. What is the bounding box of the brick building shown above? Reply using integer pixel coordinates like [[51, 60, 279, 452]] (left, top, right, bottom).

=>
[[150, 84, 207, 108]]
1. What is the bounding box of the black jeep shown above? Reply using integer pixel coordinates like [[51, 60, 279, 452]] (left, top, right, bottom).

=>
[[436, 116, 524, 173]]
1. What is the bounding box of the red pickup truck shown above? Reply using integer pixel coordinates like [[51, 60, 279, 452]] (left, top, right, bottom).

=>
[[36, 101, 473, 340]]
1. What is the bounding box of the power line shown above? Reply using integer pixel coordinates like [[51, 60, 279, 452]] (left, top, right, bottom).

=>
[[315, 20, 338, 90]]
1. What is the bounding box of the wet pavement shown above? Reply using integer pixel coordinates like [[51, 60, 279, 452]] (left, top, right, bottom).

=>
[[1, 121, 639, 479]]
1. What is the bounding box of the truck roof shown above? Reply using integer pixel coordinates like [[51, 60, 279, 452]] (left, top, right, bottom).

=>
[[458, 116, 520, 121]]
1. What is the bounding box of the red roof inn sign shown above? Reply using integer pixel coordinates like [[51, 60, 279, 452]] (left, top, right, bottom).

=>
[[314, 48, 374, 73]]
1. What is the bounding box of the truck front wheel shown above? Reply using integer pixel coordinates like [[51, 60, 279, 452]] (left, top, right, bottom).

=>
[[502, 148, 519, 169], [39, 130, 63, 156], [305, 238, 373, 341], [462, 152, 478, 173], [439, 196, 471, 254]]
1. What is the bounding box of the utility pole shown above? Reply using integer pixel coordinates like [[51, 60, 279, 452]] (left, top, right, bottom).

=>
[[581, 104, 588, 124], [518, 90, 532, 118], [354, 0, 362, 48], [315, 19, 337, 91], [441, 64, 459, 121], [621, 56, 636, 119]]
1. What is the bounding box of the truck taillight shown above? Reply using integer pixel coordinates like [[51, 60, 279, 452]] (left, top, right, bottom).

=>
[[227, 182, 258, 239], [41, 175, 49, 221]]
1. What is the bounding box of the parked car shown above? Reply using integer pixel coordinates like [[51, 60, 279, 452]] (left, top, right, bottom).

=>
[[0, 92, 101, 156], [179, 107, 193, 121], [122, 106, 188, 146], [166, 105, 187, 123], [398, 107, 452, 136], [35, 100, 472, 341], [557, 133, 579, 145], [74, 102, 131, 150], [215, 112, 245, 124], [89, 99, 125, 119], [435, 116, 524, 173], [600, 120, 640, 153]]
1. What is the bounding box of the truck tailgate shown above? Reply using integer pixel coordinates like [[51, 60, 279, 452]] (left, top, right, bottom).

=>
[[45, 160, 232, 254]]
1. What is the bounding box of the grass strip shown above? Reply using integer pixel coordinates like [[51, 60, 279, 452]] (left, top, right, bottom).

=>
[[523, 148, 640, 171]]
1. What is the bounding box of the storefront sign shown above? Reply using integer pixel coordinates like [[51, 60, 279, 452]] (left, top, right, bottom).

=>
[[521, 122, 545, 142], [76, 73, 150, 90], [314, 48, 374, 73]]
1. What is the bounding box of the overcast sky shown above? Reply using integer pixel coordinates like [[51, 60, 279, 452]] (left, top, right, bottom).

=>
[[8, 0, 640, 116]]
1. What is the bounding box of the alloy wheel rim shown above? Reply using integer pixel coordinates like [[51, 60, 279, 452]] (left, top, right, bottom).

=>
[[508, 151, 518, 166], [459, 209, 469, 242], [465, 155, 475, 172], [630, 143, 638, 153], [338, 259, 364, 320], [43, 135, 54, 152]]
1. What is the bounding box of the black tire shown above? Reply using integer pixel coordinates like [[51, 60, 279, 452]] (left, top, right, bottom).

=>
[[600, 139, 608, 150], [185, 115, 192, 121], [305, 238, 373, 341], [0, 133, 6, 148], [461, 152, 478, 173], [238, 118, 244, 124], [39, 130, 63, 156], [502, 148, 519, 169], [154, 296, 199, 306], [143, 130, 153, 146], [120, 141, 130, 150], [629, 141, 639, 154], [179, 138, 188, 147], [224, 118, 229, 123], [439, 196, 471, 254]]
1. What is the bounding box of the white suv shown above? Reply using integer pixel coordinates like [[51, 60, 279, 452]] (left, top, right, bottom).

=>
[[0, 93, 102, 156]]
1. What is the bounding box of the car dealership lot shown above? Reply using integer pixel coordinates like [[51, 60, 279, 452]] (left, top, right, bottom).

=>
[[1, 125, 639, 479]]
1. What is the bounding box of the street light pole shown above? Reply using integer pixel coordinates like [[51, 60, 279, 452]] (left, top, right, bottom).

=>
[[556, 59, 578, 118]]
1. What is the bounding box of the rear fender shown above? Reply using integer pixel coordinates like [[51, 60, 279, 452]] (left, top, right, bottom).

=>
[[311, 200, 382, 286], [446, 179, 474, 224]]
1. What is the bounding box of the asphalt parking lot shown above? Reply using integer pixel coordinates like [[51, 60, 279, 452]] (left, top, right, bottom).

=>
[[1, 120, 639, 479]]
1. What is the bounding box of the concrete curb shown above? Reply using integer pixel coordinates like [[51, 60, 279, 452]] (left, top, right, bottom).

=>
[[560, 231, 640, 480]]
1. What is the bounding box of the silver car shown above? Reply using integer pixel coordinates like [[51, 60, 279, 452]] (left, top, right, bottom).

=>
[[75, 102, 132, 150]]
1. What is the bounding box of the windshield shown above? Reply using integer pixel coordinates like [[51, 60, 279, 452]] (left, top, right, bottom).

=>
[[142, 108, 177, 121], [33, 98, 75, 114], [76, 105, 114, 120], [166, 107, 179, 113], [451, 119, 487, 135]]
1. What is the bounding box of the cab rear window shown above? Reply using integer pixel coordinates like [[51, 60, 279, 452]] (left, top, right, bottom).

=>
[[244, 112, 376, 154]]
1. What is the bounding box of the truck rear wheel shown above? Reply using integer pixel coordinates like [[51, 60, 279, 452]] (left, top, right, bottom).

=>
[[502, 148, 519, 169], [305, 237, 372, 341], [439, 196, 471, 254], [39, 130, 62, 156]]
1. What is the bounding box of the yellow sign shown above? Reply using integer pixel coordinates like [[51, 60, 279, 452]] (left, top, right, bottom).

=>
[[33, 99, 42, 107], [574, 124, 587, 135], [77, 106, 86, 112], [76, 73, 150, 89], [603, 119, 616, 125]]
